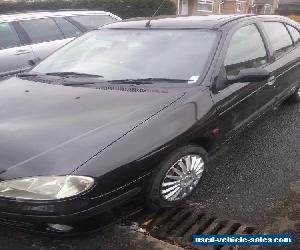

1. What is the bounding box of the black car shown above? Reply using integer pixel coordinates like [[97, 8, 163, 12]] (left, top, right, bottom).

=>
[[0, 14, 299, 234]]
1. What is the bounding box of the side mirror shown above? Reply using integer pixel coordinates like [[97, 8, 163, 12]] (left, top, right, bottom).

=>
[[227, 68, 270, 84]]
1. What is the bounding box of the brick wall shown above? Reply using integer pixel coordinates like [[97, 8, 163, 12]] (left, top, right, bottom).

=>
[[188, 0, 250, 15], [174, 0, 251, 15], [220, 1, 250, 14]]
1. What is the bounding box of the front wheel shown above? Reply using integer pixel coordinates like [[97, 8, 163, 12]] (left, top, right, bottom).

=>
[[147, 145, 208, 209], [287, 86, 300, 103]]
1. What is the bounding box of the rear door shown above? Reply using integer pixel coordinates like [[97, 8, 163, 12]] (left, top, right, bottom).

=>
[[0, 22, 34, 78], [259, 21, 299, 105], [18, 18, 72, 60]]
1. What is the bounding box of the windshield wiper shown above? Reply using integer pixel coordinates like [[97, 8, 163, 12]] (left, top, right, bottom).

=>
[[18, 72, 44, 77], [18, 72, 104, 79], [46, 72, 104, 78], [18, 72, 105, 87], [108, 78, 189, 85]]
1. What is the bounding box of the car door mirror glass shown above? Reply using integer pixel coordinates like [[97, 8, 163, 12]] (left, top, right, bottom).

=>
[[227, 68, 270, 84]]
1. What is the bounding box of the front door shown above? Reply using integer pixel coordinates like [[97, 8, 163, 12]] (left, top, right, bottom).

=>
[[211, 24, 269, 140], [0, 22, 34, 77]]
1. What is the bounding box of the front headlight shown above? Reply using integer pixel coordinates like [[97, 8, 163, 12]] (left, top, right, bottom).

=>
[[0, 176, 94, 201]]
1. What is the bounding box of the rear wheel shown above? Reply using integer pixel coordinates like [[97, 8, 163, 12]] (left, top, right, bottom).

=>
[[287, 86, 300, 103], [147, 145, 208, 209]]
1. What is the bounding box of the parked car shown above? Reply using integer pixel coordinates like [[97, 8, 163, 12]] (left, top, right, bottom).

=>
[[0, 10, 121, 79], [0, 14, 299, 234]]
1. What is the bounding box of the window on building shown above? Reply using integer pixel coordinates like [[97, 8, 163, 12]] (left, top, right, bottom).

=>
[[197, 0, 214, 12], [19, 18, 64, 44], [237, 2, 242, 13], [262, 22, 293, 56], [224, 24, 268, 76], [0, 22, 21, 50], [253, 4, 272, 14], [264, 5, 272, 14]]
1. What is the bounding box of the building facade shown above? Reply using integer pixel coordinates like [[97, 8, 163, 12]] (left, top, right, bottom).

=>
[[276, 0, 300, 22], [173, 0, 251, 15], [251, 0, 278, 14], [173, 0, 300, 17]]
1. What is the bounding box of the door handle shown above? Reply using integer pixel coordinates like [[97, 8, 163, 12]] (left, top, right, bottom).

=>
[[15, 50, 30, 56], [266, 76, 276, 86]]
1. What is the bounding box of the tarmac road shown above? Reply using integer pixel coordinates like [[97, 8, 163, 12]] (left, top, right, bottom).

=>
[[190, 101, 300, 228], [0, 102, 298, 249]]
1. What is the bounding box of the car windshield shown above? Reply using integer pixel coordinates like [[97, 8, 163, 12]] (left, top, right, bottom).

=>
[[32, 29, 218, 84]]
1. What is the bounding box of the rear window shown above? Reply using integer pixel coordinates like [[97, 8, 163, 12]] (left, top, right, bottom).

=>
[[0, 22, 21, 49], [70, 15, 117, 30], [19, 18, 64, 43]]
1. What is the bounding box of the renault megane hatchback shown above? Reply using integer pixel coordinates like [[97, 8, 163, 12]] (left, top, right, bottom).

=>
[[0, 15, 299, 234]]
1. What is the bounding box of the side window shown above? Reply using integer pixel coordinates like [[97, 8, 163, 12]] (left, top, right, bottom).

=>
[[19, 18, 64, 44], [286, 24, 300, 45], [54, 17, 82, 38], [261, 22, 293, 56], [225, 24, 267, 76], [0, 22, 21, 50], [70, 15, 117, 30]]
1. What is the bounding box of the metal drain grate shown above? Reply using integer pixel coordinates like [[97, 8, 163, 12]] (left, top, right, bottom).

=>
[[140, 205, 259, 250]]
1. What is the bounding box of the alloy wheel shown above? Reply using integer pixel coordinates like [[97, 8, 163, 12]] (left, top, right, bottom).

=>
[[160, 155, 205, 202]]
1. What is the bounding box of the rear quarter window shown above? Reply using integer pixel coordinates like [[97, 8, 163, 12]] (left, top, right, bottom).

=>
[[70, 15, 117, 30]]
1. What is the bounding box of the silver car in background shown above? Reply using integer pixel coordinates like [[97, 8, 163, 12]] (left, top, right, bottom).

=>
[[0, 10, 121, 79]]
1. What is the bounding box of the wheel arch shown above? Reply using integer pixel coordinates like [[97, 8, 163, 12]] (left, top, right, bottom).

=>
[[189, 136, 214, 153]]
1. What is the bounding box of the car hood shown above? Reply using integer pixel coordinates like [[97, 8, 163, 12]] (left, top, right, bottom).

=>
[[0, 77, 185, 179]]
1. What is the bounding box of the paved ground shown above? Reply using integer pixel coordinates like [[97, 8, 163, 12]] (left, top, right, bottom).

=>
[[0, 102, 299, 249], [190, 101, 300, 228], [0, 224, 184, 250]]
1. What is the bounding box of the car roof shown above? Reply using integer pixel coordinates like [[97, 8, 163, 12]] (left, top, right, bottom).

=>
[[104, 14, 291, 30], [0, 10, 121, 23]]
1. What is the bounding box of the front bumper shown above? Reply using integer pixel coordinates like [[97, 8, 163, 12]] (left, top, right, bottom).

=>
[[0, 187, 143, 235]]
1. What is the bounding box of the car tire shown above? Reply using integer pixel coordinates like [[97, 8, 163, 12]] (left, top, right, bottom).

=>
[[287, 86, 300, 103], [147, 145, 208, 210]]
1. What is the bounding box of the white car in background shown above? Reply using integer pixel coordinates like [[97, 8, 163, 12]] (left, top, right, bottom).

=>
[[0, 10, 121, 79]]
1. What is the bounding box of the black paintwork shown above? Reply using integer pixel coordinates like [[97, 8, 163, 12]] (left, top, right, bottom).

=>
[[0, 15, 299, 233]]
